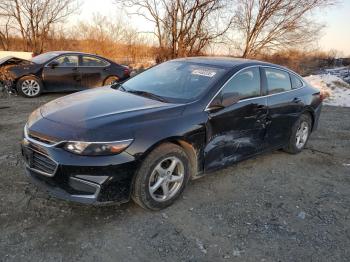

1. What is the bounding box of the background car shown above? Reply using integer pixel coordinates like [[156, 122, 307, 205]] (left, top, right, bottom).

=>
[[0, 51, 130, 97]]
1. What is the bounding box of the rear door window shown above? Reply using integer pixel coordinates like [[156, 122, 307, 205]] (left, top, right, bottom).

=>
[[264, 68, 291, 94], [290, 74, 304, 89], [81, 56, 109, 67]]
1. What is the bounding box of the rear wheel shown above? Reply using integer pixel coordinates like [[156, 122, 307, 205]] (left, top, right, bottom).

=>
[[17, 76, 43, 98], [103, 76, 119, 86], [283, 113, 312, 154], [132, 143, 190, 210]]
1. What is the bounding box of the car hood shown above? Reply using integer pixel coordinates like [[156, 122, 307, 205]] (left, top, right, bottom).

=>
[[0, 56, 31, 66], [0, 56, 37, 80], [29, 87, 185, 141]]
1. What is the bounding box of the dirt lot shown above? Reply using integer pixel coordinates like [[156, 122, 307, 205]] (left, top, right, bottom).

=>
[[0, 93, 349, 262]]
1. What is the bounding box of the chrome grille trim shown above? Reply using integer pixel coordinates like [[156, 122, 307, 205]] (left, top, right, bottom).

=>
[[24, 124, 63, 148]]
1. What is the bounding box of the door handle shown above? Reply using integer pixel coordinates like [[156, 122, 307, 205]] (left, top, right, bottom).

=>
[[292, 97, 302, 103], [256, 104, 267, 111]]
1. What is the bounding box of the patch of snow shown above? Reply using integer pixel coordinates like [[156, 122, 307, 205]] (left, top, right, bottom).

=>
[[324, 67, 350, 78], [304, 74, 350, 107]]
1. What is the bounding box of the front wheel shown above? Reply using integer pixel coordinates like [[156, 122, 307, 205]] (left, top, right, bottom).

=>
[[283, 113, 312, 154], [17, 76, 43, 98], [132, 143, 190, 210]]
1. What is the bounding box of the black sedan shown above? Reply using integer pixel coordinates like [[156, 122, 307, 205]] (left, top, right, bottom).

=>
[[1, 51, 130, 97], [21, 57, 323, 210]]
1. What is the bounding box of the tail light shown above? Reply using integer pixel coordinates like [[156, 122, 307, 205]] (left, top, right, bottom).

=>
[[123, 68, 130, 77], [313, 91, 326, 102], [319, 92, 325, 102]]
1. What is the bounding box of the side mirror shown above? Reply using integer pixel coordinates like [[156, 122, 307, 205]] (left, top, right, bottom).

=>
[[206, 95, 225, 112], [49, 61, 59, 69], [206, 93, 240, 113]]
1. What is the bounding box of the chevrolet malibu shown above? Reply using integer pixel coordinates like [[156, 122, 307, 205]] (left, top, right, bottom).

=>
[[21, 57, 323, 210], [1, 51, 130, 97]]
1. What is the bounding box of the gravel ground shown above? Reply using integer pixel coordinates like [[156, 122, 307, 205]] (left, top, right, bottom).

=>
[[0, 93, 349, 262]]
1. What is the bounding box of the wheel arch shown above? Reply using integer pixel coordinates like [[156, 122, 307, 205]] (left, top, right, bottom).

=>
[[103, 75, 119, 85], [302, 107, 315, 131], [139, 136, 199, 179], [15, 74, 42, 86]]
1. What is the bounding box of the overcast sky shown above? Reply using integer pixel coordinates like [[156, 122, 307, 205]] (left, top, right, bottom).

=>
[[74, 0, 350, 56]]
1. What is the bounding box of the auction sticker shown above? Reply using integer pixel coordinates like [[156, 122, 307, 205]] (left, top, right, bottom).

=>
[[191, 68, 217, 77]]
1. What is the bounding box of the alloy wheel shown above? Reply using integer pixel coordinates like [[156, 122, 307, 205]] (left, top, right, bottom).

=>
[[22, 80, 40, 96], [148, 156, 185, 202], [295, 121, 309, 149]]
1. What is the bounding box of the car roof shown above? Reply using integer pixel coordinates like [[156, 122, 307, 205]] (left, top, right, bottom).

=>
[[44, 51, 106, 57], [173, 56, 286, 70], [41, 51, 116, 64]]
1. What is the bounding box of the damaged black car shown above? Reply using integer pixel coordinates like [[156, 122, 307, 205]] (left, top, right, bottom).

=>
[[0, 51, 130, 97], [22, 57, 323, 210]]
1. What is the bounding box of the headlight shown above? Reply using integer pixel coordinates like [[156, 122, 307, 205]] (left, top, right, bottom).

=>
[[63, 139, 133, 156]]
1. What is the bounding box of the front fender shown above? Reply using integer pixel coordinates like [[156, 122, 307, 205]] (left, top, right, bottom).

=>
[[125, 110, 207, 172]]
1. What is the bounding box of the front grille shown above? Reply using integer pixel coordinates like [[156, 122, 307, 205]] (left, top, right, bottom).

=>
[[32, 151, 57, 175], [23, 147, 58, 176]]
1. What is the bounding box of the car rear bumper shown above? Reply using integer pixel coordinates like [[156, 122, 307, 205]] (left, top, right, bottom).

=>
[[312, 102, 322, 131]]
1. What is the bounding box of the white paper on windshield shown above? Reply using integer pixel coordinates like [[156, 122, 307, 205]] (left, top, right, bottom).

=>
[[191, 69, 217, 78]]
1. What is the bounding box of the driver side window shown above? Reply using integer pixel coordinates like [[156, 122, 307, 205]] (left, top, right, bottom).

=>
[[52, 55, 79, 67], [221, 67, 261, 103]]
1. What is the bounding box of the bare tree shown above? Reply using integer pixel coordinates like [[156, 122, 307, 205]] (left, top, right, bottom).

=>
[[73, 13, 152, 63], [76, 14, 129, 44], [0, 0, 78, 53], [231, 0, 336, 58], [0, 17, 12, 50], [116, 0, 232, 59]]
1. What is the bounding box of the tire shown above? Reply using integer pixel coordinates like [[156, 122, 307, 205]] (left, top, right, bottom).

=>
[[283, 113, 312, 154], [17, 76, 43, 98], [103, 76, 119, 86], [132, 143, 191, 210]]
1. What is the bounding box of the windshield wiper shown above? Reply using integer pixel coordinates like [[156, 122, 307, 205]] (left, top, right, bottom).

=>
[[126, 89, 168, 103]]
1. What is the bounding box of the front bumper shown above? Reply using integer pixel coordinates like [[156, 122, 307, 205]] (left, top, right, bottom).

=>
[[21, 135, 138, 205], [25, 168, 103, 204]]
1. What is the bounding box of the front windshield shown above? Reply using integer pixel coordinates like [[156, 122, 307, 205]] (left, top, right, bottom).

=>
[[120, 61, 227, 103], [31, 52, 60, 64]]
